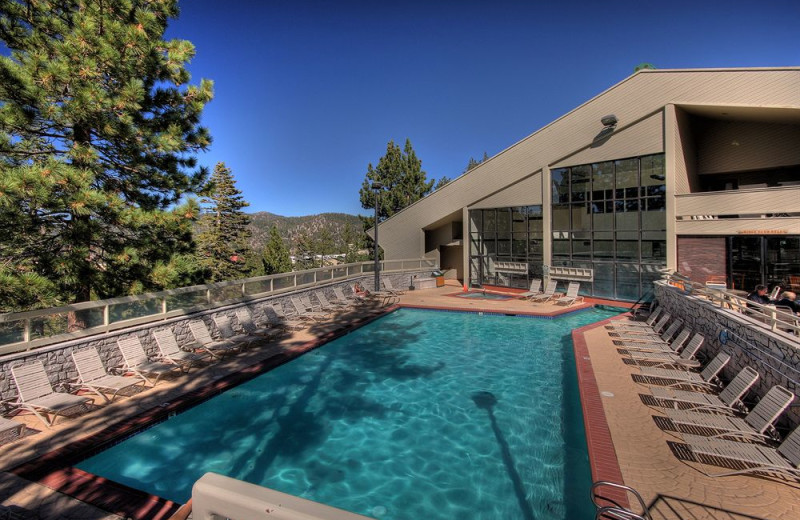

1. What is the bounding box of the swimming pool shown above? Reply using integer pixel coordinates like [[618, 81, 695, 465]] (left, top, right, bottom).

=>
[[77, 307, 621, 519], [451, 291, 513, 300]]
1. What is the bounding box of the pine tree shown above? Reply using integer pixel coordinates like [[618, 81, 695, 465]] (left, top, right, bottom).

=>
[[358, 139, 434, 257], [195, 162, 251, 282], [262, 225, 292, 275], [293, 230, 315, 270], [315, 228, 334, 265], [0, 0, 213, 306]]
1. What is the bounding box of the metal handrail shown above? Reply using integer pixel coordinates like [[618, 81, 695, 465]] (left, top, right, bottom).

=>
[[0, 258, 438, 355], [658, 272, 800, 340], [591, 481, 652, 520]]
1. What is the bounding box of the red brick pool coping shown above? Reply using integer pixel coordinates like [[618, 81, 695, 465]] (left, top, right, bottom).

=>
[[11, 300, 637, 518]]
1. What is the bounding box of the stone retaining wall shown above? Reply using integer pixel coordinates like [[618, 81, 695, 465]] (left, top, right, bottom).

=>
[[655, 282, 800, 427], [0, 272, 419, 402]]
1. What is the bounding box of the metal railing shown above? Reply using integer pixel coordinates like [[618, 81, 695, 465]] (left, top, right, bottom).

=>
[[0, 258, 438, 355], [659, 272, 800, 340]]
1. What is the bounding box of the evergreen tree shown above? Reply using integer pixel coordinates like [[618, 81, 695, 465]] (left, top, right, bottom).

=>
[[315, 227, 335, 265], [341, 222, 365, 264], [293, 230, 315, 270], [358, 139, 433, 257], [463, 152, 490, 173], [434, 176, 452, 190], [0, 0, 213, 305], [195, 162, 251, 282], [262, 225, 292, 275]]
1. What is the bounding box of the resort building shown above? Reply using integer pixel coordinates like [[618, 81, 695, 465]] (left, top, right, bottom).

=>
[[376, 67, 800, 300]]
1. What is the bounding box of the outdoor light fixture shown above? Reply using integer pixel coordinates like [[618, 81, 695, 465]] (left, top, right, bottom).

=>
[[371, 182, 383, 292], [601, 114, 618, 127]]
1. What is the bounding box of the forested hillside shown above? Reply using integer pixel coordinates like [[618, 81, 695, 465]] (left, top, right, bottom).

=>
[[248, 212, 364, 254]]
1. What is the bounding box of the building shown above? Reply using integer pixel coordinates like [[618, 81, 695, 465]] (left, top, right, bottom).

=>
[[376, 67, 800, 300]]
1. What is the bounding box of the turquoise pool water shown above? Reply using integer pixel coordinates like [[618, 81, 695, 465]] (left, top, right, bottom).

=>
[[78, 307, 621, 519], [453, 291, 513, 300]]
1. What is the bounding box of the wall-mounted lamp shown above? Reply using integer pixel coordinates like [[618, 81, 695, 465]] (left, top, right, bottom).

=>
[[601, 114, 618, 127]]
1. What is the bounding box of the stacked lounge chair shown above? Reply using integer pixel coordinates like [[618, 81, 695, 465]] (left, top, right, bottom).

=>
[[605, 306, 664, 331], [623, 333, 705, 369], [212, 315, 260, 350], [234, 308, 285, 340], [638, 351, 730, 388]]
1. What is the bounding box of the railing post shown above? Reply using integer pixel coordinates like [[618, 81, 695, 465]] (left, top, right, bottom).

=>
[[162, 296, 168, 315], [23, 318, 30, 343], [103, 304, 110, 328]]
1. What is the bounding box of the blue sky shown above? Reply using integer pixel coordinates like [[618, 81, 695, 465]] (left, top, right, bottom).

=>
[[167, 0, 800, 217]]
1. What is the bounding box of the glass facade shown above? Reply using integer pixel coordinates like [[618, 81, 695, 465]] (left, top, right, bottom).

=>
[[469, 206, 544, 288], [551, 154, 666, 300], [729, 235, 800, 292]]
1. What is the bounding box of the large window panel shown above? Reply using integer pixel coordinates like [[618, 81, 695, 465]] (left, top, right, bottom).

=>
[[552, 204, 570, 230], [616, 264, 641, 301], [572, 203, 591, 230], [483, 209, 496, 234], [570, 165, 591, 203], [552, 168, 569, 203], [593, 263, 615, 299]]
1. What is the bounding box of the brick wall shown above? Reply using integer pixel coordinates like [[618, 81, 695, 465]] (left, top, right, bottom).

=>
[[677, 236, 727, 285]]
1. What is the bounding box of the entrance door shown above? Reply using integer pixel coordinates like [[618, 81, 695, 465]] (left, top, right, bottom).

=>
[[729, 236, 800, 291]]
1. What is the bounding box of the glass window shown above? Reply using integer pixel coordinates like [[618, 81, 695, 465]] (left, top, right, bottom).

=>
[[483, 209, 496, 234], [616, 264, 640, 301], [496, 208, 511, 236], [592, 161, 614, 195], [552, 204, 570, 230], [615, 158, 639, 197], [593, 263, 615, 299], [570, 165, 591, 203], [641, 231, 666, 262], [571, 203, 591, 230], [512, 207, 527, 233], [552, 168, 569, 203]]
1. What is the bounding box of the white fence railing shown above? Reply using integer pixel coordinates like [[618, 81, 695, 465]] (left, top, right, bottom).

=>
[[0, 259, 438, 355], [660, 272, 800, 341]]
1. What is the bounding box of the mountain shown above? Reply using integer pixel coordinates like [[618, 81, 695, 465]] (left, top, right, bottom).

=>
[[248, 211, 364, 254]]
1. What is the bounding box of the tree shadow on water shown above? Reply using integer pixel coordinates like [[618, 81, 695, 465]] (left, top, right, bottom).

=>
[[472, 391, 536, 520]]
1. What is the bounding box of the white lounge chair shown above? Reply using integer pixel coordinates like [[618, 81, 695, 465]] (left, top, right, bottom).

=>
[[0, 417, 25, 445], [315, 291, 348, 311], [611, 319, 684, 346], [639, 351, 730, 388], [666, 385, 795, 442], [682, 424, 800, 478], [609, 313, 671, 338], [555, 282, 583, 306], [649, 366, 759, 412], [152, 328, 211, 369], [212, 315, 260, 349], [605, 307, 664, 331], [71, 347, 146, 403], [623, 333, 705, 369], [382, 278, 406, 295], [333, 287, 366, 306], [518, 279, 543, 300], [187, 320, 242, 359], [530, 280, 558, 303], [10, 360, 92, 428], [117, 336, 183, 385], [234, 308, 284, 340], [290, 297, 328, 321], [267, 303, 307, 331], [616, 328, 691, 354]]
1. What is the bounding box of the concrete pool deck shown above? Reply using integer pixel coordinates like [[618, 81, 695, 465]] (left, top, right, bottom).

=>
[[0, 282, 797, 519]]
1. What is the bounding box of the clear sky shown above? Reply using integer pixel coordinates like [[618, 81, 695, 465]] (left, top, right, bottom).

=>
[[166, 0, 799, 217]]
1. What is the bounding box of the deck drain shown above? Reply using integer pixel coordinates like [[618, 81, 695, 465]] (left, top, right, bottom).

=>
[[601, 391, 615, 398]]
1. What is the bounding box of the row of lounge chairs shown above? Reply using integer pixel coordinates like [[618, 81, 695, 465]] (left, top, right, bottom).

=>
[[519, 279, 584, 306], [0, 285, 386, 435], [608, 304, 800, 479]]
